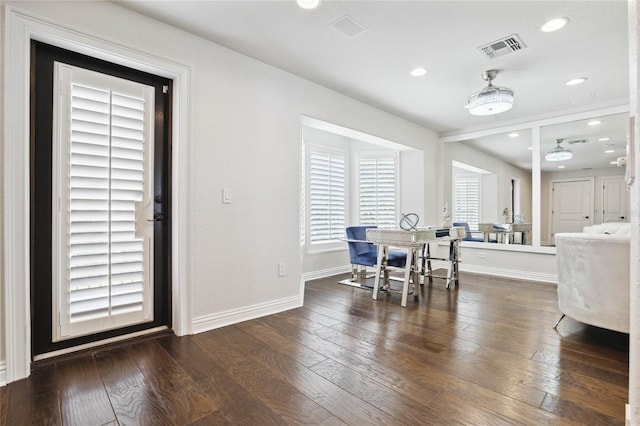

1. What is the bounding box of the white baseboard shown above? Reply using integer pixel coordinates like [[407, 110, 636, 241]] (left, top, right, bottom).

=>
[[459, 263, 557, 284], [302, 262, 557, 284], [626, 403, 630, 426], [302, 265, 351, 282], [192, 295, 303, 334], [0, 360, 6, 387]]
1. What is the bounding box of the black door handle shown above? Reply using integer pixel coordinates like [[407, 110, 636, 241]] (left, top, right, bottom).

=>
[[583, 216, 589, 219], [147, 213, 164, 222]]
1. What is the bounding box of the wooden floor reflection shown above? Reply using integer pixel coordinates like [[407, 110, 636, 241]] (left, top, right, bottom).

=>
[[1, 271, 629, 425]]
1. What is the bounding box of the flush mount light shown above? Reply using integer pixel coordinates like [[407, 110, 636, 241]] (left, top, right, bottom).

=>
[[545, 139, 573, 162], [467, 69, 514, 116], [541, 17, 569, 32], [558, 165, 566, 169], [599, 137, 610, 142], [588, 120, 602, 126], [410, 67, 428, 77], [296, 0, 320, 9], [605, 145, 616, 153], [509, 132, 519, 138], [565, 77, 587, 86]]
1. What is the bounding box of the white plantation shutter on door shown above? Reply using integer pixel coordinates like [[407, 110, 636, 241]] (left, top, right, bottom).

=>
[[52, 63, 155, 341], [453, 175, 480, 230], [358, 154, 397, 228], [308, 147, 346, 245]]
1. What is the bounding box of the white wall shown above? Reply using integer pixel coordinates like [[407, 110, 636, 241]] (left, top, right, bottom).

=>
[[0, 1, 439, 381]]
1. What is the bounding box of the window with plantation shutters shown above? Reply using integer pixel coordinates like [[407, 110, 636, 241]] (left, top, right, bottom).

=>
[[307, 146, 347, 248], [358, 154, 398, 228], [52, 63, 155, 341], [453, 174, 481, 230]]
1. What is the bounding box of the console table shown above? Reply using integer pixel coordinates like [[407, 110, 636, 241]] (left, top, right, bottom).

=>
[[366, 227, 465, 307]]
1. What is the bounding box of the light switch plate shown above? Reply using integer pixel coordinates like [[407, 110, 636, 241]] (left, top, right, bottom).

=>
[[222, 188, 232, 204]]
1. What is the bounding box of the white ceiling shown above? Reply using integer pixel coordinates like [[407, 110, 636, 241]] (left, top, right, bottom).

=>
[[114, 0, 629, 136]]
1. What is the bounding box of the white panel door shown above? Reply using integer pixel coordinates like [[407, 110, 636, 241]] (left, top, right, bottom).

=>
[[602, 176, 629, 222], [550, 179, 593, 244], [51, 62, 155, 341]]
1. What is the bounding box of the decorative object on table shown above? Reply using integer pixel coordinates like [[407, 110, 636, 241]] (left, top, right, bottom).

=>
[[502, 207, 511, 223], [441, 202, 451, 227], [399, 212, 419, 231]]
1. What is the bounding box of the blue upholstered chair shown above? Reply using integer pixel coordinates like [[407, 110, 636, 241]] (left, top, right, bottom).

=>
[[453, 222, 485, 242], [345, 226, 407, 281]]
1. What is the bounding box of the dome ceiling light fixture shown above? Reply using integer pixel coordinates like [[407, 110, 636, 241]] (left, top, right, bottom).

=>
[[296, 0, 320, 10], [545, 139, 573, 162], [467, 69, 514, 116]]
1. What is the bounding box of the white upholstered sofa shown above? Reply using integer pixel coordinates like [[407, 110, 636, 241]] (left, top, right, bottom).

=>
[[554, 223, 630, 333]]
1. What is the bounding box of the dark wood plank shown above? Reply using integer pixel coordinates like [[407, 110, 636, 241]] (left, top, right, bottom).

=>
[[310, 357, 455, 424], [125, 340, 217, 424], [196, 371, 287, 426], [94, 346, 176, 425], [0, 385, 7, 426], [2, 272, 628, 425], [156, 333, 223, 381], [194, 329, 346, 425], [540, 392, 623, 425], [56, 356, 115, 425], [248, 343, 398, 424], [3, 377, 62, 426], [187, 409, 232, 425], [236, 319, 328, 368]]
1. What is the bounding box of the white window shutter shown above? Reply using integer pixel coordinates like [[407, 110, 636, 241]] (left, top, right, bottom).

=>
[[453, 175, 480, 230], [308, 149, 346, 244], [52, 63, 154, 341], [358, 154, 397, 228]]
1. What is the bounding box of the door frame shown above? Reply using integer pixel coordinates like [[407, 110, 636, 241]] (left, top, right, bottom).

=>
[[3, 7, 191, 383], [32, 43, 171, 355], [547, 177, 594, 244]]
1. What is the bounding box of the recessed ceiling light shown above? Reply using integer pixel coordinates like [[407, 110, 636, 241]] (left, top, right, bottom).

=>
[[541, 17, 569, 33], [565, 77, 587, 86], [410, 67, 428, 77], [605, 149, 616, 154], [558, 165, 565, 169], [296, 0, 320, 9], [598, 137, 610, 142], [509, 132, 519, 138], [587, 120, 602, 126], [527, 146, 533, 150]]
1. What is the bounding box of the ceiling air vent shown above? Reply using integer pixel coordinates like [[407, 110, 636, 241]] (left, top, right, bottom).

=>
[[567, 139, 589, 145], [478, 34, 526, 59]]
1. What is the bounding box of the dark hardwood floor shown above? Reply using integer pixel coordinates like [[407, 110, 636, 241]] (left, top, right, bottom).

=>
[[1, 271, 629, 425]]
